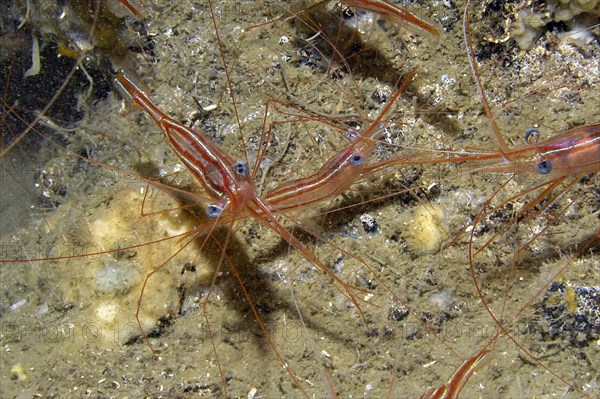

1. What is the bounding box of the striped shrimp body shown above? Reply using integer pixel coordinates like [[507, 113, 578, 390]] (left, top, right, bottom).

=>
[[420, 348, 491, 399], [340, 0, 442, 36], [116, 72, 256, 218], [265, 69, 415, 211]]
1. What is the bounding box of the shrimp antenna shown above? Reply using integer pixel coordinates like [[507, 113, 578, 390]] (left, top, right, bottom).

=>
[[463, 0, 511, 161]]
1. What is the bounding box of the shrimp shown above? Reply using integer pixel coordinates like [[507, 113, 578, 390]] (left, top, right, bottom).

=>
[[362, 120, 600, 255], [341, 0, 442, 36], [116, 72, 257, 218], [419, 348, 491, 399], [365, 123, 600, 174], [264, 69, 416, 210], [361, 120, 599, 397], [257, 0, 441, 36]]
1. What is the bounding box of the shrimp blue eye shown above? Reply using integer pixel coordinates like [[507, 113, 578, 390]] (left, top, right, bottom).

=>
[[346, 129, 359, 141], [233, 161, 249, 176], [524, 128, 540, 144], [350, 154, 364, 165], [537, 159, 553, 174], [206, 204, 223, 218]]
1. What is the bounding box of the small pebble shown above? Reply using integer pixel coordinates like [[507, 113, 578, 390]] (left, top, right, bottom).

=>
[[360, 213, 379, 233]]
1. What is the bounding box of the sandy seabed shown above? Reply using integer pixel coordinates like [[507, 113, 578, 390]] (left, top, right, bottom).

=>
[[1, 1, 599, 398]]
